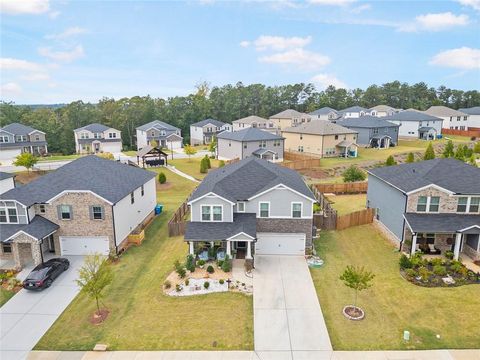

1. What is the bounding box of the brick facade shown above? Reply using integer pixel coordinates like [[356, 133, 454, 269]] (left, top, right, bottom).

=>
[[406, 187, 458, 213], [256, 218, 313, 250]]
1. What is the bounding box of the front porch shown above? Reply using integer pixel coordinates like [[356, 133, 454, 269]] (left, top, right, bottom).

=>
[[418, 126, 437, 140], [336, 140, 358, 158], [188, 237, 254, 261], [369, 135, 392, 149]]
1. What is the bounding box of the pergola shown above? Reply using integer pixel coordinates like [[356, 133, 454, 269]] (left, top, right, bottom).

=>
[[136, 145, 169, 168]]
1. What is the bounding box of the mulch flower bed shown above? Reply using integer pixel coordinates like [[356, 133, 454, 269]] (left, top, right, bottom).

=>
[[342, 305, 365, 321], [90, 309, 109, 325]]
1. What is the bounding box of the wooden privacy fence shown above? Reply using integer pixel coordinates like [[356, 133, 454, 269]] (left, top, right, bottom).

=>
[[314, 181, 368, 194], [442, 128, 480, 138], [168, 200, 189, 237], [336, 208, 375, 230], [283, 151, 321, 170]]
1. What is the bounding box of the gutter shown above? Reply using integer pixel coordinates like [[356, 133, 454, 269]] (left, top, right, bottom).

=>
[[111, 205, 118, 255], [399, 193, 408, 252]]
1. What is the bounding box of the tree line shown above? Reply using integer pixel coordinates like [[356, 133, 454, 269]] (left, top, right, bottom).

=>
[[1, 81, 479, 155]]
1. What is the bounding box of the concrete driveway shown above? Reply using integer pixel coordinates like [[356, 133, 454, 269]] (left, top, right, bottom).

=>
[[253, 255, 332, 357], [0, 256, 84, 360]]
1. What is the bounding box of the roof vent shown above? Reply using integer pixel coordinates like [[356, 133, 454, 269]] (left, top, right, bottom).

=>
[[412, 169, 415, 173]]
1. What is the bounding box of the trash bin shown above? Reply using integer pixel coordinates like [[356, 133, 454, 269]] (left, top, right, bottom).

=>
[[155, 204, 163, 215]]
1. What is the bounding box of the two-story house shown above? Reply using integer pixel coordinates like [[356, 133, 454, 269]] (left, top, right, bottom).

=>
[[369, 105, 399, 117], [458, 106, 480, 130], [309, 107, 341, 121], [232, 115, 279, 134], [136, 120, 183, 150], [0, 172, 15, 194], [338, 106, 371, 119], [367, 159, 480, 262], [382, 110, 443, 140], [424, 106, 469, 131], [74, 123, 123, 154], [190, 119, 232, 145], [184, 157, 316, 262], [216, 127, 284, 162], [0, 123, 48, 162], [269, 109, 312, 130], [336, 116, 400, 148], [0, 155, 157, 270]]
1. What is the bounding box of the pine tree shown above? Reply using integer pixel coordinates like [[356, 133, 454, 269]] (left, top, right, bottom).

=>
[[406, 152, 414, 163], [423, 143, 435, 160], [442, 140, 454, 158], [200, 157, 208, 173], [385, 155, 396, 166]]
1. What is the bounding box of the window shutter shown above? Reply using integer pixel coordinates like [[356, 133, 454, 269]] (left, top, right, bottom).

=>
[[101, 206, 105, 219], [69, 205, 73, 220], [89, 206, 93, 220], [56, 205, 62, 220]]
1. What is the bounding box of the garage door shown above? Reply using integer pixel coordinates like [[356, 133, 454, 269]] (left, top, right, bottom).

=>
[[60, 236, 110, 256], [255, 233, 305, 256], [0, 148, 21, 161]]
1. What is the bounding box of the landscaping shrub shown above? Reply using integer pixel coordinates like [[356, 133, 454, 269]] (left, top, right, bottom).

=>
[[175, 284, 182, 292], [406, 152, 415, 163], [313, 203, 321, 213], [410, 253, 425, 267], [424, 143, 435, 160], [204, 155, 211, 169], [218, 160, 225, 167], [185, 279, 189, 286], [174, 260, 186, 278], [185, 254, 195, 272], [430, 257, 443, 266], [474, 141, 480, 154], [197, 259, 206, 267], [221, 254, 232, 272], [433, 265, 447, 276], [445, 250, 454, 260], [200, 158, 208, 173], [385, 155, 396, 166], [217, 260, 224, 267], [399, 254, 412, 269], [164, 280, 172, 289], [204, 281, 210, 289], [206, 265, 215, 274], [208, 246, 216, 259], [158, 172, 167, 184], [450, 261, 463, 273], [405, 268, 417, 278], [418, 266, 431, 282], [342, 165, 366, 182], [443, 140, 454, 158], [219, 279, 225, 284]]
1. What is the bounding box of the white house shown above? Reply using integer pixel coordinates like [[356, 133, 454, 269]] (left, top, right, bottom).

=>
[[190, 119, 232, 145], [232, 115, 279, 134], [136, 120, 183, 150], [338, 106, 371, 119], [309, 107, 341, 121], [382, 110, 443, 140], [458, 106, 480, 130], [74, 123, 123, 154], [424, 106, 469, 131]]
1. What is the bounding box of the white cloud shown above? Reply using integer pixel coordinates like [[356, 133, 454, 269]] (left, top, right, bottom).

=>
[[308, 0, 356, 6], [38, 45, 85, 63], [1, 82, 22, 96], [259, 48, 330, 70], [399, 12, 469, 32], [45, 26, 88, 40], [240, 40, 250, 48], [252, 35, 312, 51], [350, 3, 371, 13], [21, 73, 50, 81], [0, 57, 44, 72], [429, 47, 480, 70], [311, 73, 347, 89], [456, 0, 480, 11], [0, 0, 49, 14]]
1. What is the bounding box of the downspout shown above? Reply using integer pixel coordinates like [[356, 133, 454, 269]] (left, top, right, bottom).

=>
[[111, 205, 118, 255], [398, 193, 408, 252]]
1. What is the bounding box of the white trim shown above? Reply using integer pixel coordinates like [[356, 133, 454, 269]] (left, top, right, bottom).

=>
[[237, 201, 246, 212], [0, 129, 15, 136], [4, 230, 40, 243], [459, 225, 480, 232], [406, 184, 454, 196], [248, 183, 316, 202], [291, 201, 303, 218], [188, 191, 235, 205], [166, 133, 183, 140], [46, 190, 114, 205], [28, 129, 46, 135], [403, 214, 414, 233], [258, 201, 270, 218], [200, 204, 223, 222], [226, 232, 255, 241]]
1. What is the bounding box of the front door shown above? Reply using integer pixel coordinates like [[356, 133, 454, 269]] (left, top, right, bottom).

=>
[[94, 143, 100, 153], [48, 234, 55, 253]]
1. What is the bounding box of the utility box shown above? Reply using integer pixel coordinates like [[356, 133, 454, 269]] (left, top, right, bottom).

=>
[[155, 204, 163, 215], [403, 330, 410, 341]]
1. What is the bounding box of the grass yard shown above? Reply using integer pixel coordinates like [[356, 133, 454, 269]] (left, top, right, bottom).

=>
[[35, 168, 253, 351], [325, 194, 366, 215], [311, 225, 480, 350], [0, 288, 15, 307], [37, 154, 82, 162], [169, 157, 221, 180]]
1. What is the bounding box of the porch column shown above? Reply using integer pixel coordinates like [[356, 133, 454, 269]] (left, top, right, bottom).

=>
[[454, 233, 462, 260], [411, 233, 417, 256], [226, 241, 231, 257], [189, 241, 194, 255], [246, 241, 252, 259]]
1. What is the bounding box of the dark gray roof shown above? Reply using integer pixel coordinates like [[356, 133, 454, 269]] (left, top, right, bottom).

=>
[[190, 156, 315, 203], [136, 120, 180, 132], [1, 123, 42, 135], [74, 123, 112, 133], [339, 106, 367, 113], [382, 110, 442, 122], [0, 172, 14, 180], [217, 127, 283, 142], [0, 155, 156, 206], [77, 138, 122, 144], [404, 213, 480, 233], [270, 109, 307, 119], [1, 216, 59, 243], [418, 126, 435, 132], [184, 213, 257, 241], [0, 141, 47, 149], [252, 148, 276, 156], [368, 158, 480, 194], [459, 106, 480, 115], [336, 116, 399, 129], [309, 107, 339, 116], [191, 118, 226, 128]]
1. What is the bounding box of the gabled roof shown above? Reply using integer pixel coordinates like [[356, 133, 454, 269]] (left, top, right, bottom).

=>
[[0, 172, 15, 181], [74, 123, 113, 133], [0, 155, 156, 206], [309, 107, 339, 116], [282, 119, 357, 135], [336, 116, 399, 129], [136, 120, 180, 132], [185, 213, 257, 241], [269, 109, 308, 119], [339, 106, 367, 113], [404, 213, 480, 234], [1, 216, 59, 243], [382, 110, 442, 122], [368, 158, 480, 194], [217, 127, 283, 141], [1, 123, 43, 135], [370, 105, 398, 112], [189, 156, 315, 203], [190, 118, 227, 128], [458, 106, 480, 115], [424, 106, 467, 117], [232, 115, 269, 124]]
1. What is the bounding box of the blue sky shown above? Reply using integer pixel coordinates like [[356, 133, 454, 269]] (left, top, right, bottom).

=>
[[1, 0, 479, 104]]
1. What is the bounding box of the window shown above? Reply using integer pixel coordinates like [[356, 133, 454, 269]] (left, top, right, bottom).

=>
[[335, 135, 339, 140], [39, 204, 46, 213], [470, 197, 480, 213], [457, 116, 461, 121], [0, 135, 9, 143], [109, 132, 117, 138], [213, 206, 222, 221], [130, 192, 135, 204], [201, 206, 211, 221], [298, 146, 304, 152], [92, 206, 104, 220], [429, 196, 440, 212], [141, 185, 145, 196], [259, 202, 269, 218], [150, 131, 155, 137], [373, 128, 379, 134], [60, 205, 71, 220], [259, 140, 266, 148], [0, 202, 18, 223], [243, 143, 247, 149], [16, 135, 27, 142], [417, 196, 427, 212], [292, 203, 302, 218], [2, 243, 12, 254], [201, 205, 222, 221], [457, 197, 468, 212], [35, 135, 40, 141], [94, 133, 102, 139], [300, 134, 303, 140], [464, 116, 468, 121], [229, 141, 231, 147], [237, 202, 245, 212]]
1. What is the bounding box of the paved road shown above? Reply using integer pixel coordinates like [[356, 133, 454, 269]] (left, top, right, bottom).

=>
[[0, 256, 84, 360], [253, 255, 332, 357]]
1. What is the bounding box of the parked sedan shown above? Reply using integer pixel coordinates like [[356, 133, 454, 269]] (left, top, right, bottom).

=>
[[23, 258, 70, 290]]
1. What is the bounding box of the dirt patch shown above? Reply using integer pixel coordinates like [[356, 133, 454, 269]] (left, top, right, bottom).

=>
[[299, 167, 330, 180], [157, 181, 173, 190], [15, 170, 48, 184], [90, 309, 109, 325], [343, 305, 365, 320]]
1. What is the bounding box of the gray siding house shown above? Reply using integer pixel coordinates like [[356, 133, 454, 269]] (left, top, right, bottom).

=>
[[185, 157, 316, 262], [382, 111, 443, 139], [367, 159, 480, 262], [336, 116, 400, 148], [0, 123, 48, 161], [216, 127, 284, 162]]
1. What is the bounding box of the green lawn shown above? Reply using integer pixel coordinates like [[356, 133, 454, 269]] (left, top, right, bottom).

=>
[[311, 225, 480, 350], [35, 168, 253, 351], [325, 194, 366, 215], [0, 288, 15, 307], [169, 157, 220, 180], [38, 154, 82, 162]]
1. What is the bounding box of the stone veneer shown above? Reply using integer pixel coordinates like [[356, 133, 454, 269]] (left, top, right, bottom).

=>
[[407, 186, 459, 213], [256, 218, 313, 250], [12, 233, 43, 270]]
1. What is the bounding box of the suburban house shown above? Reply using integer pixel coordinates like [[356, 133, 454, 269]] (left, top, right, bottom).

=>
[[189, 118, 232, 145], [0, 123, 48, 162], [336, 116, 400, 148], [282, 120, 358, 158], [338, 106, 370, 119], [0, 172, 15, 194], [309, 107, 341, 121], [184, 156, 316, 261], [74, 123, 123, 154], [424, 106, 469, 131], [369, 105, 399, 117], [269, 109, 312, 130], [382, 110, 443, 140], [232, 115, 279, 134], [216, 127, 284, 162], [0, 155, 157, 270], [458, 106, 480, 130], [367, 158, 480, 262], [136, 120, 183, 150]]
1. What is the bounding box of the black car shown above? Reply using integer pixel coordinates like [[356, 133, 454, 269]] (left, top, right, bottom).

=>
[[23, 258, 70, 290]]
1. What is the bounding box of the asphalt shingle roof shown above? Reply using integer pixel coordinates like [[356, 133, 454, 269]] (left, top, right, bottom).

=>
[[74, 123, 112, 133], [0, 172, 14, 180], [282, 119, 357, 135], [190, 118, 227, 128], [0, 155, 156, 206], [0, 141, 47, 149], [336, 116, 399, 129], [184, 213, 257, 240], [404, 213, 480, 233], [217, 127, 283, 141], [136, 120, 180, 132], [309, 107, 339, 116], [269, 109, 307, 119], [1, 216, 59, 243], [190, 156, 315, 203], [424, 106, 466, 117], [382, 110, 442, 122], [368, 158, 480, 194], [232, 115, 269, 124], [1, 123, 41, 136], [339, 106, 367, 113], [459, 106, 480, 115]]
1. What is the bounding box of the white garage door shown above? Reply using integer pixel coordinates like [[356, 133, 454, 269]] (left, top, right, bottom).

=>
[[102, 142, 122, 154], [60, 236, 110, 256], [0, 148, 21, 161], [255, 233, 305, 256]]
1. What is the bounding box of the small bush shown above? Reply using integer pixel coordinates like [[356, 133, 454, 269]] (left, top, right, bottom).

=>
[[399, 254, 412, 269], [406, 152, 415, 163], [410, 253, 424, 268], [197, 259, 205, 267], [450, 261, 463, 273], [200, 158, 208, 173], [385, 155, 396, 166], [206, 265, 215, 274], [204, 155, 211, 169], [418, 266, 431, 282], [218, 160, 225, 167], [430, 257, 443, 266], [175, 284, 182, 292], [219, 279, 225, 284], [208, 246, 216, 259], [185, 254, 195, 272], [445, 250, 454, 260], [164, 280, 172, 289], [433, 265, 447, 276], [174, 260, 186, 278], [221, 254, 232, 272], [204, 281, 210, 289], [185, 279, 190, 286], [342, 165, 366, 182], [405, 268, 417, 278], [158, 172, 167, 184], [313, 203, 321, 213]]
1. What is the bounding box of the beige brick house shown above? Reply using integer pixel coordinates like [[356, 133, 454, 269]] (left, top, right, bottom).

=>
[[0, 155, 157, 270]]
